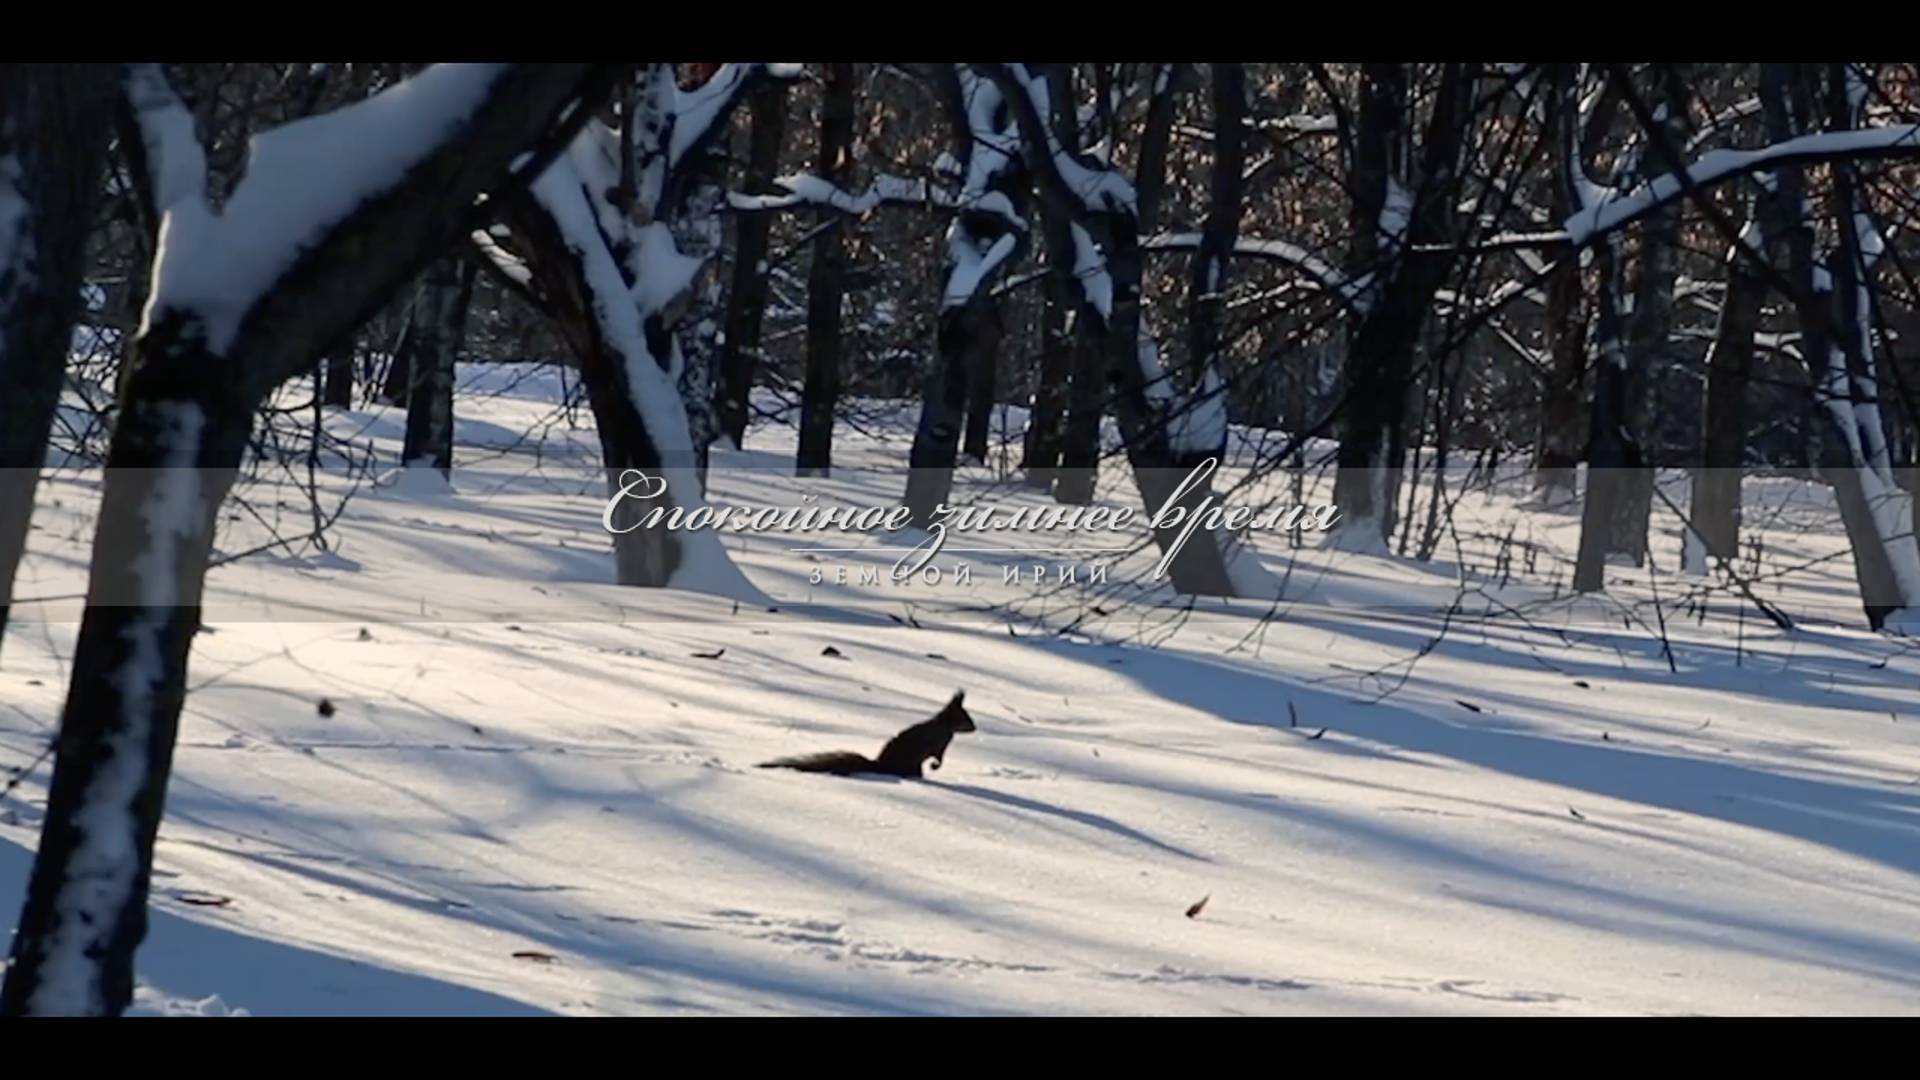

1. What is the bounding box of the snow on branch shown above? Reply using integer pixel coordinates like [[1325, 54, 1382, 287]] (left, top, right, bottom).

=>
[[123, 64, 207, 213], [1000, 64, 1138, 216], [141, 63, 517, 354], [669, 63, 796, 168], [1143, 231, 1369, 310], [470, 227, 531, 287], [726, 172, 946, 214], [1564, 124, 1920, 245]]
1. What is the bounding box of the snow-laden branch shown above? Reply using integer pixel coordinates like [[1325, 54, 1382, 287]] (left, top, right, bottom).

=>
[[142, 64, 517, 354], [470, 227, 531, 287], [668, 63, 800, 169], [937, 67, 1030, 312], [998, 64, 1138, 216], [1565, 124, 1920, 245], [1143, 231, 1371, 310], [123, 64, 206, 213], [726, 172, 946, 214]]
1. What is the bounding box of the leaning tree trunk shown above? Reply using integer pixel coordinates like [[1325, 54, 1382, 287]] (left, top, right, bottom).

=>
[[401, 255, 474, 478], [715, 77, 788, 448], [0, 327, 251, 1017], [796, 62, 854, 478], [0, 64, 116, 663], [503, 191, 684, 586]]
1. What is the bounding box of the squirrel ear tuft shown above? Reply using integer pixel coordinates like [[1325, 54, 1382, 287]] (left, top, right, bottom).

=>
[[950, 690, 966, 706]]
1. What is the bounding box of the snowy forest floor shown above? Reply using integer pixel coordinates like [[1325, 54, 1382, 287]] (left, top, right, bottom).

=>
[[4, 363, 1919, 1015]]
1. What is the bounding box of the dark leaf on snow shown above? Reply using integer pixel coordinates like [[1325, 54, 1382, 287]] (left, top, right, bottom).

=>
[[691, 648, 726, 660], [512, 950, 559, 964], [316, 698, 336, 718], [1186, 895, 1210, 919], [1456, 700, 1483, 713]]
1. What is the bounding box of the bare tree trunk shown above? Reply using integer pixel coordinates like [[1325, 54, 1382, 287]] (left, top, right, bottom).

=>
[[1536, 65, 1609, 505], [1573, 238, 1637, 592], [401, 255, 474, 478], [796, 63, 854, 478], [0, 64, 116, 662], [1691, 222, 1764, 562], [1606, 68, 1690, 567], [962, 302, 1000, 463], [1053, 316, 1103, 505], [1331, 64, 1472, 548], [1021, 273, 1072, 488], [715, 78, 788, 448], [907, 291, 1001, 522], [1763, 63, 1919, 628], [379, 315, 414, 404]]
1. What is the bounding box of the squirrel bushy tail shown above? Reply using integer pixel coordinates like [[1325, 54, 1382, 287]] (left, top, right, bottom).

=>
[[757, 751, 877, 775]]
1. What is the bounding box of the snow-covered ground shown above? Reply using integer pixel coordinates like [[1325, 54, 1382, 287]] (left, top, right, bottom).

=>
[[4, 364, 1919, 1015]]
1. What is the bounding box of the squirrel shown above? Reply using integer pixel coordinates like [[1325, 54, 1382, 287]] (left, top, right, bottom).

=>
[[759, 691, 975, 779]]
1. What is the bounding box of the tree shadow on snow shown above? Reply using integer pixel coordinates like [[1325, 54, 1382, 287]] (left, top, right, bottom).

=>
[[0, 836, 554, 1016]]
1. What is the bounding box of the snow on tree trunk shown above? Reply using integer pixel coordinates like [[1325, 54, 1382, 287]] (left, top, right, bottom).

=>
[[1759, 62, 1920, 630], [0, 64, 116, 663], [2, 62, 614, 1016], [904, 67, 1029, 525], [0, 355, 240, 1016], [495, 64, 784, 598], [982, 64, 1237, 596]]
